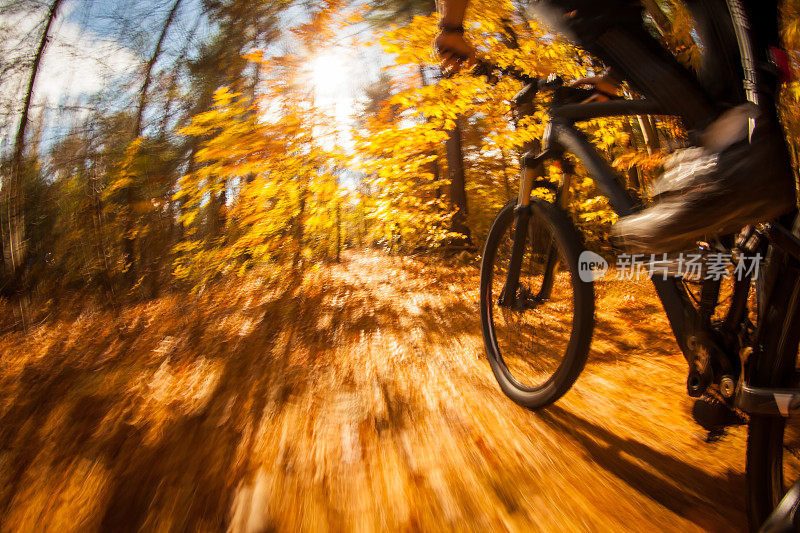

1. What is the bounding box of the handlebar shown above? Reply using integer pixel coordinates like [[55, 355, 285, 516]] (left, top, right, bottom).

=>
[[472, 60, 538, 85], [473, 60, 563, 88], [471, 60, 564, 109]]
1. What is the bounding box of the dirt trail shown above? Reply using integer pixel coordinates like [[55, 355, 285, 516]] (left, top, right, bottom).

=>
[[0, 251, 748, 532]]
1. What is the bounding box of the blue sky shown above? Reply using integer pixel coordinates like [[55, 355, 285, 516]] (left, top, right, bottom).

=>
[[64, 0, 211, 63], [1, 0, 391, 155], [57, 0, 387, 114]]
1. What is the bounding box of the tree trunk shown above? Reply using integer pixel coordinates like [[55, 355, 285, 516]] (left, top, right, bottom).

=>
[[445, 117, 471, 243], [5, 0, 63, 294], [208, 184, 227, 238], [500, 148, 512, 201], [123, 0, 183, 288], [418, 64, 443, 199], [89, 165, 115, 300], [622, 119, 643, 191], [292, 192, 307, 270], [157, 73, 177, 141], [335, 201, 342, 263], [636, 115, 661, 154], [133, 0, 183, 138]]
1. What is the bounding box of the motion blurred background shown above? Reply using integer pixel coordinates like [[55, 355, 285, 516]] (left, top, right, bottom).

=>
[[0, 0, 799, 530]]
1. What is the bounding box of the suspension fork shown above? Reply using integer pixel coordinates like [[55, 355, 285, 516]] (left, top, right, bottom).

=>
[[499, 169, 536, 308], [499, 148, 563, 307], [538, 157, 573, 300]]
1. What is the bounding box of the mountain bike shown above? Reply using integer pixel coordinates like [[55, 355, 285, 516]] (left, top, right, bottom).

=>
[[476, 63, 800, 531]]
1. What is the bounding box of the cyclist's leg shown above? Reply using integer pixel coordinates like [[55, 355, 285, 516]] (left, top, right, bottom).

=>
[[683, 0, 782, 109], [743, 0, 783, 109], [608, 0, 795, 253], [533, 0, 782, 125], [532, 0, 718, 129], [683, 0, 745, 108], [533, 1, 796, 253]]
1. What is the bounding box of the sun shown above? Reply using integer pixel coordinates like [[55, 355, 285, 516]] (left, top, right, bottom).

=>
[[306, 48, 353, 101], [303, 47, 358, 148]]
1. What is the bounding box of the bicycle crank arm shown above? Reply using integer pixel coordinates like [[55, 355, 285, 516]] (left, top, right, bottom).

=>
[[737, 385, 800, 417]]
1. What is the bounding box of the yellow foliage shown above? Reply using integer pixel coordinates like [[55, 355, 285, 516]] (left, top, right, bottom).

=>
[[173, 59, 353, 288]]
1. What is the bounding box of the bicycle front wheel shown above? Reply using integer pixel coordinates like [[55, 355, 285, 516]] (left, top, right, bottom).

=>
[[480, 199, 594, 410]]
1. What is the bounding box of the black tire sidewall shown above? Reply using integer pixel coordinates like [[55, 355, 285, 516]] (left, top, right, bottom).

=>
[[479, 199, 595, 410]]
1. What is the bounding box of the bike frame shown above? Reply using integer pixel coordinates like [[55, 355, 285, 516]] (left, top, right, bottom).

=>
[[549, 100, 698, 358]]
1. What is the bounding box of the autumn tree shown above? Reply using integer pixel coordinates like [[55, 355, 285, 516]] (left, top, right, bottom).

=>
[[174, 49, 349, 288], [0, 0, 63, 326], [0, 0, 798, 303]]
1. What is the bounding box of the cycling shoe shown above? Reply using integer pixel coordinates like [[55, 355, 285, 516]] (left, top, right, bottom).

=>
[[612, 109, 797, 254]]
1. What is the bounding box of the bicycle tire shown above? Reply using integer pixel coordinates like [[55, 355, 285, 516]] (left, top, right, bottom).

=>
[[480, 198, 595, 410], [745, 247, 800, 531]]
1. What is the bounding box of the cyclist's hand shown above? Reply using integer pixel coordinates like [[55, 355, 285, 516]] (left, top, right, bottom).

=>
[[434, 31, 476, 77], [571, 70, 621, 100]]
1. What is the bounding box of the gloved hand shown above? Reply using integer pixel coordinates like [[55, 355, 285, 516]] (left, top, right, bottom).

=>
[[434, 30, 476, 76]]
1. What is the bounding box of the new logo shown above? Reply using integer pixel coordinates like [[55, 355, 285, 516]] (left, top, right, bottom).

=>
[[578, 251, 608, 282]]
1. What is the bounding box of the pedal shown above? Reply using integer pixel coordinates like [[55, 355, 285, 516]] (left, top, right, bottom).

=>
[[719, 375, 737, 399]]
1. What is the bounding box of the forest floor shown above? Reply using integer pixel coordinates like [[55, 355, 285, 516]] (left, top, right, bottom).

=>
[[0, 250, 750, 532]]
